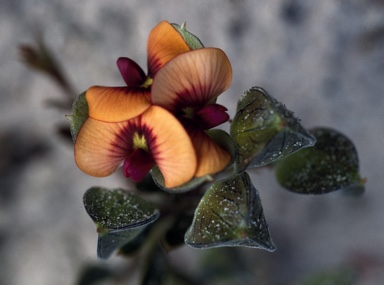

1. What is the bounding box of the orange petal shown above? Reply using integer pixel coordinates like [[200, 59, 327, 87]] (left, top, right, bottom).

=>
[[142, 106, 197, 188], [74, 118, 130, 177], [151, 48, 232, 111], [189, 129, 231, 177], [86, 86, 151, 122], [147, 21, 190, 77], [75, 106, 197, 188]]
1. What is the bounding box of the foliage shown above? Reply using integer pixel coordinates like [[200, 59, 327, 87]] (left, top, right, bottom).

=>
[[20, 20, 365, 285]]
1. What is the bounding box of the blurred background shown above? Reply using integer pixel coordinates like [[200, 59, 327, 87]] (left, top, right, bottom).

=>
[[1, 0, 384, 284]]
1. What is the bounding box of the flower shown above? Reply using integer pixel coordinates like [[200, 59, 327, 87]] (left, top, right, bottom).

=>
[[73, 22, 233, 188], [75, 106, 197, 188], [151, 48, 233, 177], [85, 21, 191, 123]]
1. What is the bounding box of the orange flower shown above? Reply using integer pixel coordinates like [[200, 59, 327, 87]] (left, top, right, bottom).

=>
[[75, 106, 197, 188], [151, 48, 233, 177], [73, 23, 232, 188], [85, 21, 191, 123]]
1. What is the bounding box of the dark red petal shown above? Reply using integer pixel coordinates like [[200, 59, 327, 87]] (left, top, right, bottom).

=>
[[123, 149, 155, 182], [117, 57, 146, 87], [197, 103, 229, 129]]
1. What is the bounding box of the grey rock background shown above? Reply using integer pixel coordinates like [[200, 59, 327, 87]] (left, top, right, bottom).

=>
[[1, 0, 384, 284]]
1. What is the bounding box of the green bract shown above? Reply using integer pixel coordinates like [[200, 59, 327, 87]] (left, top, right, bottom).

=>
[[68, 91, 88, 142], [274, 127, 365, 194], [171, 22, 204, 50], [230, 87, 316, 172]]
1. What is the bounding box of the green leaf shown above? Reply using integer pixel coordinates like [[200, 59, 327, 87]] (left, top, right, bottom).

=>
[[67, 91, 88, 142], [151, 130, 236, 193], [185, 172, 276, 251], [274, 127, 366, 194], [230, 87, 316, 172], [171, 22, 204, 50], [83, 187, 160, 259]]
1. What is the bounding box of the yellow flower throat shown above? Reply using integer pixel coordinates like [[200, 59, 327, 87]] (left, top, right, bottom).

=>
[[140, 77, 153, 88], [133, 132, 148, 151]]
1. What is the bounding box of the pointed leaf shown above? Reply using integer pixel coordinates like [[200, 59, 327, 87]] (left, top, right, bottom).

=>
[[185, 172, 276, 251], [274, 127, 366, 194], [68, 91, 88, 142], [230, 87, 316, 172], [83, 187, 159, 259]]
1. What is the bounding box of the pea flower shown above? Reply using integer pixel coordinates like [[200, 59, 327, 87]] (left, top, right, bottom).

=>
[[151, 48, 232, 177], [73, 22, 232, 188], [86, 21, 191, 123], [75, 106, 197, 188]]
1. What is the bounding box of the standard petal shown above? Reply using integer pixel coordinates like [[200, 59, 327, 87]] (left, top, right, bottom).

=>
[[75, 118, 132, 177], [142, 106, 197, 188], [151, 48, 232, 112], [117, 57, 146, 87], [86, 86, 151, 122], [189, 129, 232, 177], [147, 21, 190, 77]]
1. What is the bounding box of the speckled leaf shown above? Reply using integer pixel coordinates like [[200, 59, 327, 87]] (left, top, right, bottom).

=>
[[83, 187, 159, 259], [171, 22, 204, 50], [185, 172, 276, 251], [67, 91, 88, 142], [152, 130, 236, 193], [230, 87, 316, 172], [274, 127, 365, 194]]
